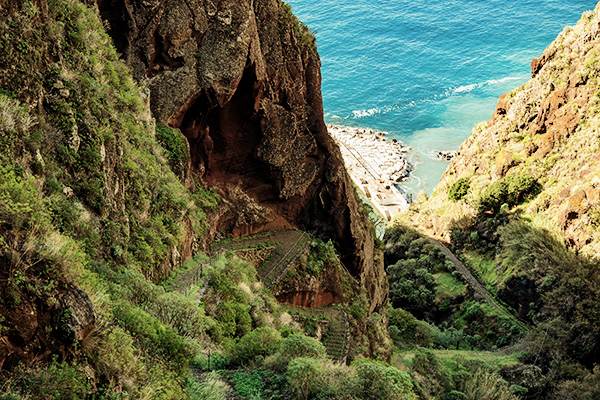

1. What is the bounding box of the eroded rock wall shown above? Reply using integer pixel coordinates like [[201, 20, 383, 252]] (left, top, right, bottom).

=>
[[94, 0, 388, 312]]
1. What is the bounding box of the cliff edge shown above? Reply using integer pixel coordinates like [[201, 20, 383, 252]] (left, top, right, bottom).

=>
[[401, 5, 600, 391], [94, 0, 387, 313]]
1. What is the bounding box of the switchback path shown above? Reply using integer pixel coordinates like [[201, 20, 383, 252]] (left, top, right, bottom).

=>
[[418, 231, 529, 331], [282, 305, 350, 363], [211, 230, 311, 289], [214, 232, 350, 361]]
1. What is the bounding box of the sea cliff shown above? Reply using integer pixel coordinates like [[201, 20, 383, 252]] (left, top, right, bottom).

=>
[[410, 5, 600, 253], [93, 0, 388, 313]]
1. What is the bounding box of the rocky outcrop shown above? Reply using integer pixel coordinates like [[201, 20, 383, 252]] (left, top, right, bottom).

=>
[[57, 288, 96, 342], [277, 289, 343, 309], [94, 0, 387, 312], [275, 257, 347, 309]]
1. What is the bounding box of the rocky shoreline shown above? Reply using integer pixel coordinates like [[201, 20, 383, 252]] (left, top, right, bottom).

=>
[[435, 150, 457, 161], [328, 124, 411, 220]]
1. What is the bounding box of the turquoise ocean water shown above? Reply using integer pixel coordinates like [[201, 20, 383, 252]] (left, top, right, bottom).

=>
[[286, 0, 596, 197]]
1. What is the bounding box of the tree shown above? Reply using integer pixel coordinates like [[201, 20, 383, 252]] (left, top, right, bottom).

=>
[[387, 260, 436, 314]]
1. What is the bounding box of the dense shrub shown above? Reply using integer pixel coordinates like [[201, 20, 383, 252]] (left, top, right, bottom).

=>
[[280, 334, 327, 361], [383, 224, 421, 265], [388, 306, 433, 347], [208, 255, 257, 303], [146, 291, 217, 339], [500, 220, 600, 365], [228, 327, 282, 366], [497, 220, 573, 280], [302, 239, 338, 277], [384, 225, 455, 319], [204, 255, 268, 340], [553, 365, 600, 400], [306, 361, 358, 400], [384, 224, 449, 270], [448, 177, 470, 201], [230, 368, 289, 399], [213, 301, 252, 339], [286, 357, 322, 400], [90, 325, 143, 387], [387, 258, 437, 313], [3, 360, 91, 400], [412, 349, 443, 377], [478, 173, 540, 213], [459, 369, 517, 400], [230, 370, 264, 399], [355, 360, 416, 400], [112, 302, 192, 374], [445, 390, 468, 400]]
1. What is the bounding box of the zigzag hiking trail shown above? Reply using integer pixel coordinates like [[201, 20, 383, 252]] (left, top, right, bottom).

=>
[[211, 230, 311, 289], [417, 229, 529, 332], [211, 231, 350, 362]]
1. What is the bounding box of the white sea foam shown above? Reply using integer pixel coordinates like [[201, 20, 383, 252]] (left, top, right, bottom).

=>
[[351, 101, 424, 119], [454, 83, 478, 93], [352, 108, 380, 118], [486, 76, 523, 85], [350, 76, 526, 120], [451, 76, 526, 95]]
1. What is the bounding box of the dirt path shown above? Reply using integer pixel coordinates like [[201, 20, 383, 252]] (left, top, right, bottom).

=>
[[211, 230, 311, 289], [418, 232, 528, 331]]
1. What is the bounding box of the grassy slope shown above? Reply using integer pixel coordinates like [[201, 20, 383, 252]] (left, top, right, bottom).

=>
[[0, 0, 227, 397]]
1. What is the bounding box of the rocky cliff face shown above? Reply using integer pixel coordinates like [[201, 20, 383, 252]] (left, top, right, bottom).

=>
[[411, 4, 600, 256], [94, 0, 388, 312]]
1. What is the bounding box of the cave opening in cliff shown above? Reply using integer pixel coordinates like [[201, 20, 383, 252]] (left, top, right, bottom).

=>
[[179, 64, 277, 202]]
